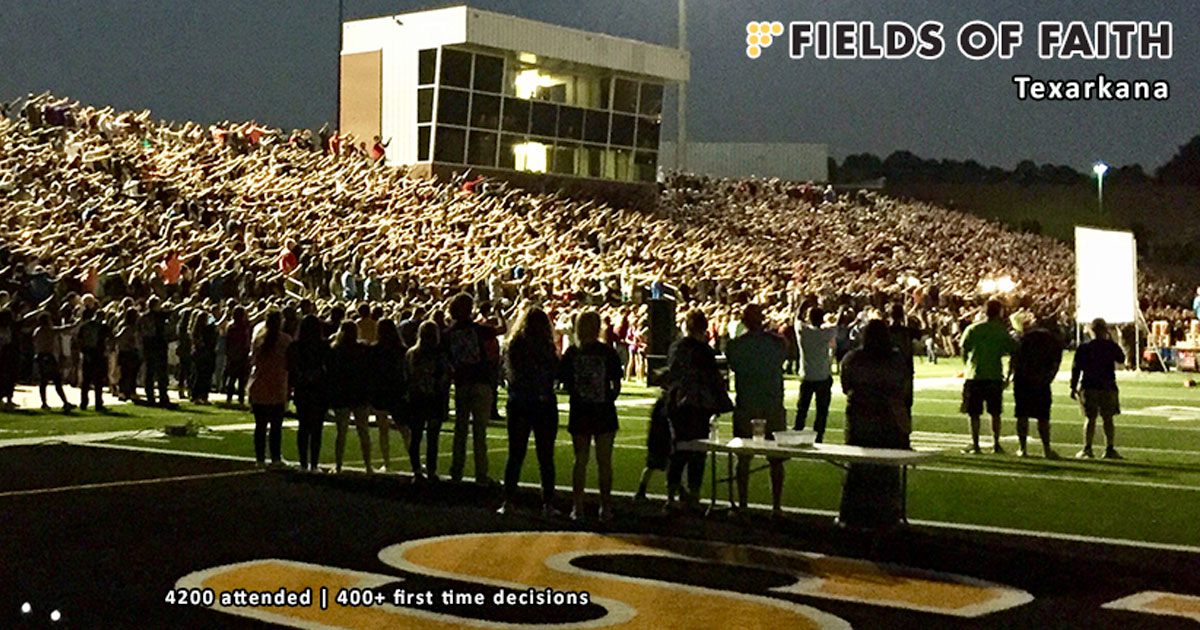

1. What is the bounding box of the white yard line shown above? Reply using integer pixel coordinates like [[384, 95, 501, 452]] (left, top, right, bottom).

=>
[[0, 469, 262, 499]]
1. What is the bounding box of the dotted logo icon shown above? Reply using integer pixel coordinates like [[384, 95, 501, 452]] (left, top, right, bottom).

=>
[[746, 21, 784, 58]]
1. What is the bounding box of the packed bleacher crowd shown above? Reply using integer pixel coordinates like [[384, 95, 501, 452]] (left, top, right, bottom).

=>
[[0, 93, 1191, 526]]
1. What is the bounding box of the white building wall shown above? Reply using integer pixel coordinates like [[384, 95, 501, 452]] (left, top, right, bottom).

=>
[[381, 46, 417, 166], [659, 142, 829, 183]]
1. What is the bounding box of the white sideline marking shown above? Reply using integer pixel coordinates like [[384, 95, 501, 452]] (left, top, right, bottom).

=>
[[0, 469, 261, 499]]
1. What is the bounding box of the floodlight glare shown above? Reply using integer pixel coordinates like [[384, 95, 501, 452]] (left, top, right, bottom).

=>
[[20, 602, 31, 614], [1093, 161, 1108, 212]]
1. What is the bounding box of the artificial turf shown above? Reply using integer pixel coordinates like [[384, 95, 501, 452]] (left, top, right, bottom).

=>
[[6, 360, 1200, 548]]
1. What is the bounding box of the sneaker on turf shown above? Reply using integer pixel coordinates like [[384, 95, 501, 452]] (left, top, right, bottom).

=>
[[569, 507, 583, 522], [992, 444, 1005, 455], [496, 502, 511, 516], [62, 403, 76, 412], [960, 446, 982, 455], [1075, 449, 1094, 459], [598, 506, 613, 523], [542, 504, 561, 518], [1044, 449, 1061, 460], [1104, 448, 1123, 460], [41, 404, 51, 411], [1015, 448, 1028, 458]]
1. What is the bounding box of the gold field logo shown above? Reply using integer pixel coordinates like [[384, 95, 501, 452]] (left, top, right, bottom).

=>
[[746, 21, 784, 58]]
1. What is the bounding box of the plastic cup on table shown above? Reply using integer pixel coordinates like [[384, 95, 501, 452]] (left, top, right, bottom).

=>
[[751, 419, 767, 442]]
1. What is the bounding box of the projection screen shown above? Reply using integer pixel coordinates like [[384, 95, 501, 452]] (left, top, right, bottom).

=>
[[1075, 226, 1138, 324]]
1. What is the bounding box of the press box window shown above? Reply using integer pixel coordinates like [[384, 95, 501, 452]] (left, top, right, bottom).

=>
[[468, 130, 498, 166], [553, 143, 578, 175], [473, 54, 504, 93], [610, 113, 635, 147], [613, 79, 638, 113], [530, 102, 557, 138], [440, 48, 472, 88], [434, 126, 466, 163], [470, 93, 500, 129], [498, 134, 525, 169], [636, 117, 660, 149], [635, 151, 657, 182], [501, 98, 530, 134], [557, 106, 583, 141], [417, 88, 434, 124], [418, 49, 437, 86], [417, 126, 431, 161], [583, 109, 608, 144], [639, 83, 664, 116], [437, 89, 469, 126]]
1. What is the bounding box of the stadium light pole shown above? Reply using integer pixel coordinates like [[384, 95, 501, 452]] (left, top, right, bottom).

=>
[[676, 0, 688, 172], [1093, 161, 1108, 213], [335, 0, 344, 131]]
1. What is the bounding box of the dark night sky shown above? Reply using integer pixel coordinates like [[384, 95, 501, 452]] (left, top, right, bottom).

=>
[[1, 0, 1196, 171]]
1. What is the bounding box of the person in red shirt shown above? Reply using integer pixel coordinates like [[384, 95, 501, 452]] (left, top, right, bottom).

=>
[[276, 241, 298, 275], [369, 136, 389, 163]]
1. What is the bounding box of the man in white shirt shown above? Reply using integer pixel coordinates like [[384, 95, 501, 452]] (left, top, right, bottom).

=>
[[796, 306, 837, 442]]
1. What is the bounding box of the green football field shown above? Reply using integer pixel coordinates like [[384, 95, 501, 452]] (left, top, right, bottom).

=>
[[4, 357, 1199, 548]]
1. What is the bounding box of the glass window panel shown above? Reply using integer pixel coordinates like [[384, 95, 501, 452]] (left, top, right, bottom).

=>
[[584, 109, 608, 144], [639, 83, 664, 116], [635, 151, 657, 182], [552, 143, 578, 175], [439, 48, 472, 88], [581, 144, 603, 178], [417, 126, 431, 161], [417, 88, 434, 124], [604, 148, 632, 181], [530, 101, 557, 138], [636, 116, 660, 149], [498, 134, 525, 170], [513, 139, 549, 173], [467, 130, 498, 167], [598, 77, 611, 110], [613, 79, 638, 113], [557, 106, 583, 140], [538, 83, 567, 103], [501, 98, 529, 134], [472, 54, 504, 93], [610, 113, 635, 147], [437, 88, 469, 126], [470, 93, 500, 129], [434, 126, 466, 163], [418, 49, 437, 85]]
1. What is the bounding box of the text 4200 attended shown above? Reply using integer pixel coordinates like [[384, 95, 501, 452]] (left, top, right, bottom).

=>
[[1012, 74, 1169, 101]]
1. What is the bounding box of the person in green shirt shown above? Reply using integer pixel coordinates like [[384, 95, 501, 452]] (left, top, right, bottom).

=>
[[725, 304, 787, 515], [959, 300, 1017, 454]]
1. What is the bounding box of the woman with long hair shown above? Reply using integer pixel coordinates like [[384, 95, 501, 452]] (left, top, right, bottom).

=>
[[406, 320, 450, 481], [498, 307, 559, 516], [330, 321, 373, 473], [371, 319, 410, 472], [559, 310, 623, 522], [248, 310, 292, 467], [288, 314, 331, 472], [838, 318, 912, 529], [115, 308, 141, 401]]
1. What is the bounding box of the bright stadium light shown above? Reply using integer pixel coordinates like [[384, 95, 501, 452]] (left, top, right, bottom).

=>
[[1093, 161, 1108, 213]]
